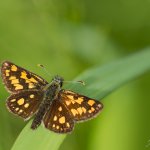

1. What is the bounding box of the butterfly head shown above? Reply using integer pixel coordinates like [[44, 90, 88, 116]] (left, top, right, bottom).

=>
[[52, 75, 64, 87]]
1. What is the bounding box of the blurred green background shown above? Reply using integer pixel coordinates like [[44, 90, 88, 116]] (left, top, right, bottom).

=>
[[0, 0, 150, 150]]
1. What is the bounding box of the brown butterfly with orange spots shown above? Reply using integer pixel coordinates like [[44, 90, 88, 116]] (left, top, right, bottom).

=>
[[1, 61, 103, 133]]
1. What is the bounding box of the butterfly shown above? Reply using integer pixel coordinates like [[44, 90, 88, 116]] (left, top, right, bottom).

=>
[[1, 61, 103, 133]]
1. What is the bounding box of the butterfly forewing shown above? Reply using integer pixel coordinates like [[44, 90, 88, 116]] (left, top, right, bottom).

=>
[[43, 100, 74, 133], [1, 61, 48, 93], [59, 90, 103, 122], [7, 90, 44, 120]]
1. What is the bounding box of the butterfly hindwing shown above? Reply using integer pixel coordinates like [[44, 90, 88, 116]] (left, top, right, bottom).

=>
[[6, 90, 44, 120], [43, 100, 74, 133], [59, 90, 103, 122], [1, 61, 48, 93]]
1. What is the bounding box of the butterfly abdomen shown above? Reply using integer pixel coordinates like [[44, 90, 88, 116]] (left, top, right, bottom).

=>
[[31, 79, 62, 129], [31, 101, 48, 129]]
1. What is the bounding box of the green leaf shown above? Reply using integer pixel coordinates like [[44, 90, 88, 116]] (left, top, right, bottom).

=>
[[12, 48, 150, 150], [11, 122, 66, 150]]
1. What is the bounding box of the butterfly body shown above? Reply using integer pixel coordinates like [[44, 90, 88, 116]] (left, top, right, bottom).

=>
[[31, 75, 64, 129], [1, 61, 103, 134]]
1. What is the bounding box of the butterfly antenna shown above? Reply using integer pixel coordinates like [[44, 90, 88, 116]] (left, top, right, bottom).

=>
[[37, 64, 52, 77], [63, 80, 85, 86]]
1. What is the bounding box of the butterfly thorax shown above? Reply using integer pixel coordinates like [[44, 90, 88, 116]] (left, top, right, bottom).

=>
[[31, 75, 64, 129], [43, 75, 64, 99]]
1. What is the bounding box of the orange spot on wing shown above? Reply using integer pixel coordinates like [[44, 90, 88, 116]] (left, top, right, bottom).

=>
[[30, 94, 35, 98], [88, 100, 95, 106], [11, 65, 17, 71], [91, 107, 95, 112], [28, 83, 35, 89], [77, 107, 83, 115], [5, 70, 10, 76], [24, 103, 29, 108], [9, 76, 16, 80], [59, 116, 65, 124], [66, 122, 70, 127], [58, 106, 62, 111], [21, 71, 38, 83], [82, 107, 87, 113], [17, 98, 25, 105], [11, 79, 19, 84], [14, 84, 23, 90], [71, 109, 78, 116], [75, 97, 83, 104], [65, 100, 71, 106], [29, 77, 38, 83], [53, 116, 57, 121]]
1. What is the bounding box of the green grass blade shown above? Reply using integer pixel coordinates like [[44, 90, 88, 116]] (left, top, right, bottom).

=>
[[12, 48, 150, 150], [68, 48, 150, 99], [11, 122, 66, 150]]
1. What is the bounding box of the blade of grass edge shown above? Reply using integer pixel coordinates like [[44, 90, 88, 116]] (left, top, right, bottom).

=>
[[12, 48, 150, 150]]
